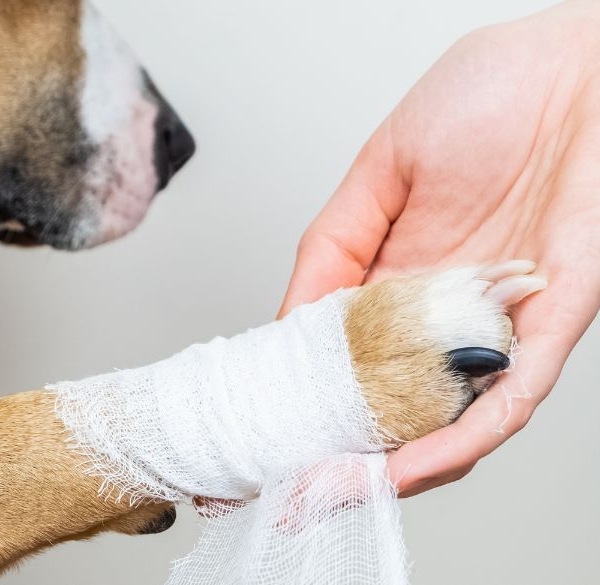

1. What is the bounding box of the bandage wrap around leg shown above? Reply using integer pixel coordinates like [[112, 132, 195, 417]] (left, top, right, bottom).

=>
[[52, 291, 410, 585]]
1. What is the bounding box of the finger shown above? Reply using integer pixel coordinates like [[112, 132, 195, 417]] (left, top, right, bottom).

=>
[[392, 462, 475, 499], [193, 496, 246, 518], [277, 118, 410, 317]]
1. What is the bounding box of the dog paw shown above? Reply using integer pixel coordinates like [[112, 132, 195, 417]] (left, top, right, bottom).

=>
[[343, 260, 546, 444]]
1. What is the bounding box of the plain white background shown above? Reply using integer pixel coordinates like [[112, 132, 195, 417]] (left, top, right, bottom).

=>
[[2, 0, 597, 583]]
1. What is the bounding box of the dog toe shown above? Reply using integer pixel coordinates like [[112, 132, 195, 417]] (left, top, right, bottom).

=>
[[484, 274, 547, 307], [477, 259, 537, 282]]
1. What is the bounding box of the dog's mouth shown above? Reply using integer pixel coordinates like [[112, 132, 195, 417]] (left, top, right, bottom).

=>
[[0, 213, 92, 250], [0, 219, 42, 247]]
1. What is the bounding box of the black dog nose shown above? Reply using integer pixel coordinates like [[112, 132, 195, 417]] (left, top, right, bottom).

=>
[[154, 108, 196, 190], [144, 71, 196, 191]]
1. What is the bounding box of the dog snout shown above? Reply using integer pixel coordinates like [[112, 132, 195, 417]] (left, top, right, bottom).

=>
[[144, 72, 196, 191]]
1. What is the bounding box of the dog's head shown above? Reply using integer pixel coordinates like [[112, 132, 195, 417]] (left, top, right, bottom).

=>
[[0, 0, 195, 249]]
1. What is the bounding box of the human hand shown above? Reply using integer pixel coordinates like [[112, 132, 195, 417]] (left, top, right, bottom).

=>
[[278, 0, 600, 497]]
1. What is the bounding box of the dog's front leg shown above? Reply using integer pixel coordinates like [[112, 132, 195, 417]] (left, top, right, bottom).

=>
[[0, 390, 175, 574]]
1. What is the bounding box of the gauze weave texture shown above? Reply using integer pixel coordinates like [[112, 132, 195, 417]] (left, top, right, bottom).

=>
[[51, 291, 410, 585]]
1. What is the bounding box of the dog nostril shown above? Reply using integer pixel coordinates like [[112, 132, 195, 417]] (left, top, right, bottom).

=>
[[163, 127, 173, 149], [446, 347, 510, 378], [165, 119, 195, 173]]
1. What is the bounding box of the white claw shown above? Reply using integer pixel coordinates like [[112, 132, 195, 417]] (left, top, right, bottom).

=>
[[486, 275, 547, 307], [478, 260, 537, 283]]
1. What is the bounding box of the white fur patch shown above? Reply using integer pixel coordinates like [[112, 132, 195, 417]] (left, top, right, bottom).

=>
[[80, 2, 144, 144], [78, 1, 159, 246], [424, 268, 507, 352]]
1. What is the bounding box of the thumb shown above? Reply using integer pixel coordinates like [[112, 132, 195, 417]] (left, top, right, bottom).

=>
[[277, 118, 409, 318]]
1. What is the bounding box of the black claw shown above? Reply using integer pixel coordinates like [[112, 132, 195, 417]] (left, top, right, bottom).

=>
[[447, 347, 510, 378], [139, 506, 177, 535]]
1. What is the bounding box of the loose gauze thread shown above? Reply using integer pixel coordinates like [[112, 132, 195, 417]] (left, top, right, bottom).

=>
[[495, 337, 530, 434], [50, 291, 410, 585]]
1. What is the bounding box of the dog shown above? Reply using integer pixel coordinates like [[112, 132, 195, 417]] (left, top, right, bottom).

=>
[[0, 0, 195, 573], [0, 260, 545, 574], [0, 0, 195, 250]]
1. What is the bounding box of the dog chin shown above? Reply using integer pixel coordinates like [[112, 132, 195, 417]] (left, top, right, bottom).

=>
[[91, 180, 157, 247]]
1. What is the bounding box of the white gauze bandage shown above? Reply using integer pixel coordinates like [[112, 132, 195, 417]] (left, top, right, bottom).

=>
[[51, 291, 410, 585]]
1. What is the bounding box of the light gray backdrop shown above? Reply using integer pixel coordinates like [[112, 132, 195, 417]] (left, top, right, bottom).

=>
[[2, 1, 596, 584]]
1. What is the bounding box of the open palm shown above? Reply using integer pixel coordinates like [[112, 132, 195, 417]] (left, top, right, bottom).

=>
[[279, 0, 600, 496]]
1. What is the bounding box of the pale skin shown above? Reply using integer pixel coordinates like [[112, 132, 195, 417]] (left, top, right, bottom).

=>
[[278, 0, 600, 497]]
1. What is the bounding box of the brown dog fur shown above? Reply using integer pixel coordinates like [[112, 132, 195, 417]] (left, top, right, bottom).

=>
[[0, 0, 84, 156], [0, 390, 174, 574]]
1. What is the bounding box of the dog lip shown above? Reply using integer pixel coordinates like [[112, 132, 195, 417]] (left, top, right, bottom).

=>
[[446, 347, 510, 378], [0, 216, 81, 249]]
